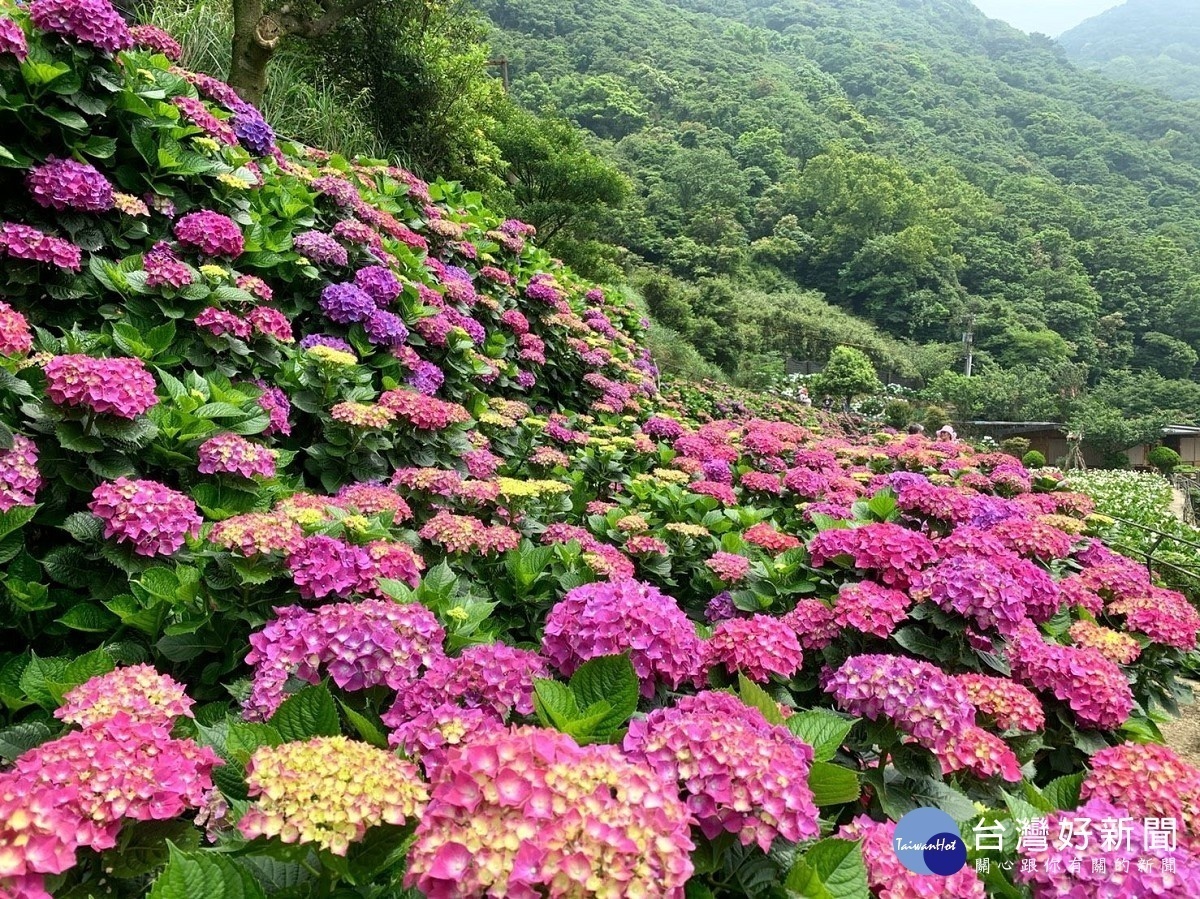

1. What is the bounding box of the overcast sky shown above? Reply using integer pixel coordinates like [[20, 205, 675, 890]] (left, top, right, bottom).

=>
[[972, 0, 1124, 36]]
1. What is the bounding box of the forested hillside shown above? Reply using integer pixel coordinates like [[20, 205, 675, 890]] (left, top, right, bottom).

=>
[[481, 0, 1200, 398], [1060, 0, 1200, 101]]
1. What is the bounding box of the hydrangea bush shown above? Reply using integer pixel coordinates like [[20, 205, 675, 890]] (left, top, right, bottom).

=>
[[2, 4, 1200, 897]]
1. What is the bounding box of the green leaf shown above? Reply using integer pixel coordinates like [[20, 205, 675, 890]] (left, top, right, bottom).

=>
[[786, 709, 857, 762], [0, 505, 38, 540], [340, 702, 390, 748], [906, 777, 979, 823], [148, 843, 265, 899], [784, 858, 833, 899], [0, 720, 53, 762], [56, 603, 120, 633], [19, 653, 70, 708], [43, 105, 88, 131], [269, 684, 340, 741], [1041, 772, 1085, 811], [533, 679, 580, 730], [106, 820, 201, 879], [800, 839, 868, 899], [568, 653, 639, 737], [866, 491, 898, 521], [562, 700, 617, 742], [738, 673, 786, 725], [807, 761, 861, 807]]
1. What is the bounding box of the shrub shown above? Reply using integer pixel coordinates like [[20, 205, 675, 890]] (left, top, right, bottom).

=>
[[1022, 449, 1047, 468], [1150, 445, 1183, 474], [1000, 436, 1031, 458]]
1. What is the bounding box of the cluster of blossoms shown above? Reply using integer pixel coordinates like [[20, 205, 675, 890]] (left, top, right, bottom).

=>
[[330, 400, 395, 429], [784, 599, 840, 650], [1068, 619, 1142, 664], [542, 580, 701, 696], [1009, 623, 1134, 729], [143, 240, 193, 289], [55, 665, 193, 727], [208, 511, 303, 556], [833, 580, 911, 639], [0, 15, 28, 60], [173, 210, 244, 257], [910, 553, 1031, 637], [1082, 743, 1200, 852], [704, 615, 804, 682], [380, 389, 471, 430], [838, 815, 987, 898], [319, 282, 374, 323], [26, 156, 113, 212], [293, 229, 348, 267], [418, 510, 519, 555], [286, 535, 423, 600], [0, 221, 81, 270], [44, 354, 158, 418], [0, 435, 42, 512], [743, 521, 801, 553], [989, 516, 1076, 561], [28, 0, 132, 52], [1016, 798, 1200, 896], [0, 302, 32, 356], [808, 522, 938, 588], [539, 523, 636, 581], [1107, 586, 1200, 650], [892, 478, 971, 525], [88, 477, 202, 556], [956, 673, 1045, 732], [406, 727, 695, 899], [197, 433, 277, 479], [825, 654, 1022, 781], [129, 22, 181, 58], [624, 691, 819, 850], [244, 598, 444, 718], [239, 736, 428, 855], [705, 550, 751, 582]]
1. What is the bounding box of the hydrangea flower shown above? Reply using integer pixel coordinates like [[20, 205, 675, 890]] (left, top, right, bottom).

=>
[[624, 691, 819, 850], [418, 510, 520, 555], [704, 614, 804, 682], [988, 517, 1075, 561], [26, 156, 114, 212], [783, 599, 840, 650], [1068, 620, 1141, 665], [231, 103, 275, 156], [89, 478, 201, 556], [293, 230, 348, 267], [354, 265, 402, 304], [910, 553, 1030, 637], [542, 579, 702, 696], [0, 435, 41, 512], [28, 0, 132, 53], [256, 383, 291, 436], [833, 580, 911, 639], [1108, 586, 1200, 650], [0, 222, 81, 271], [956, 672, 1045, 731], [364, 308, 408, 346], [239, 736, 427, 855], [55, 665, 192, 728], [129, 23, 181, 58], [838, 815, 986, 898], [1009, 623, 1134, 729], [247, 306, 294, 342], [0, 16, 29, 61], [407, 360, 445, 395], [406, 727, 694, 899], [706, 550, 750, 582], [1082, 742, 1200, 852], [208, 511, 303, 556], [380, 389, 471, 430], [744, 521, 801, 553], [245, 598, 443, 718], [194, 307, 250, 339], [808, 522, 938, 589], [44, 354, 158, 419], [286, 534, 372, 600], [173, 210, 244, 257], [197, 433, 277, 479], [1016, 798, 1200, 897], [143, 241, 193, 289]]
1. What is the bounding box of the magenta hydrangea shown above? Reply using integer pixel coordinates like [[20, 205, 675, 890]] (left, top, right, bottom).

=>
[[838, 815, 987, 898], [956, 672, 1045, 732], [244, 599, 445, 718], [143, 241, 193, 289], [834, 580, 911, 639], [783, 598, 840, 650], [293, 229, 348, 267], [624, 691, 820, 850], [0, 435, 41, 512], [407, 727, 694, 899], [129, 23, 181, 59], [55, 665, 193, 728], [354, 265, 402, 305], [1108, 585, 1200, 650], [88, 477, 202, 556], [706, 550, 750, 582], [808, 522, 938, 589], [910, 552, 1031, 637], [44, 354, 158, 419], [0, 16, 29, 61], [26, 156, 114, 212], [541, 579, 702, 696], [1082, 742, 1200, 852], [197, 433, 277, 479], [285, 534, 371, 600], [173, 210, 244, 257], [28, 0, 132, 53], [247, 306, 294, 342], [0, 222, 81, 270], [704, 614, 804, 682], [256, 383, 292, 436]]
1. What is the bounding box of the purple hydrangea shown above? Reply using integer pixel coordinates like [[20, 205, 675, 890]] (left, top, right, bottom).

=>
[[299, 334, 353, 353], [407, 361, 445, 395], [231, 103, 275, 156], [364, 309, 408, 347], [319, 282, 374, 324], [704, 591, 739, 623], [27, 156, 114, 212], [29, 0, 132, 53], [256, 383, 292, 436], [354, 265, 402, 305], [294, 230, 348, 268], [0, 16, 29, 61]]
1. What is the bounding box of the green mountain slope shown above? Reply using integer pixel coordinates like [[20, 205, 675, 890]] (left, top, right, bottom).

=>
[[1060, 0, 1200, 101], [479, 0, 1200, 382]]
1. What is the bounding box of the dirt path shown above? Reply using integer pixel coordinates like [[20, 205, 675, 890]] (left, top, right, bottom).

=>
[[1155, 488, 1200, 764]]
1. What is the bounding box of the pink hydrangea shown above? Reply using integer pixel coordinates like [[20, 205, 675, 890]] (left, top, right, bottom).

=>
[[0, 16, 28, 61], [834, 580, 911, 639], [0, 435, 41, 512], [26, 156, 114, 212], [0, 302, 33, 357], [28, 0, 132, 53], [246, 306, 294, 342], [893, 479, 971, 524], [407, 727, 694, 899], [1068, 620, 1142, 665], [808, 522, 938, 589], [194, 307, 250, 339], [285, 535, 371, 600], [743, 521, 801, 553], [988, 517, 1075, 561], [174, 210, 244, 257], [0, 222, 81, 271], [1016, 798, 1200, 897], [1009, 623, 1134, 730], [956, 672, 1045, 732], [379, 389, 471, 430], [361, 539, 424, 595], [197, 433, 277, 479], [55, 665, 192, 728], [129, 23, 181, 59], [910, 553, 1031, 637], [1108, 586, 1200, 650], [257, 384, 291, 436], [783, 599, 841, 651], [704, 614, 804, 683], [624, 691, 819, 850], [244, 599, 445, 718], [838, 815, 986, 898], [88, 478, 201, 556], [541, 579, 702, 697], [143, 241, 193, 289], [334, 483, 412, 520], [44, 354, 158, 418], [706, 550, 751, 583], [208, 511, 303, 556], [1082, 742, 1200, 852]]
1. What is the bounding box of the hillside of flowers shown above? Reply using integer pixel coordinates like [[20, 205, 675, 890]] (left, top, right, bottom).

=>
[[4, 3, 1200, 898]]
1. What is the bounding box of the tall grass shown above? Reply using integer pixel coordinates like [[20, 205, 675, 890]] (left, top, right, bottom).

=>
[[149, 0, 384, 159]]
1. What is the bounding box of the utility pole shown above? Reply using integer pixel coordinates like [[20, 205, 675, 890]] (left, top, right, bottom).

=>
[[963, 323, 974, 377], [486, 57, 510, 92]]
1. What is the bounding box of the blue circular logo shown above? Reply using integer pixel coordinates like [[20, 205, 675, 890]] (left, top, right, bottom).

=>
[[892, 808, 967, 876]]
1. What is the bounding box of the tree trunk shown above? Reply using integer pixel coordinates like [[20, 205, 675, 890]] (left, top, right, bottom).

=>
[[230, 0, 276, 106]]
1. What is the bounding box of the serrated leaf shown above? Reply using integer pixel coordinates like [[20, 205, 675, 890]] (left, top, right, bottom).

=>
[[801, 839, 868, 899], [0, 504, 37, 540], [786, 709, 857, 762], [340, 702, 390, 748], [807, 761, 861, 807], [106, 820, 201, 879], [19, 654, 70, 708], [62, 511, 103, 542], [738, 673, 786, 725], [907, 777, 979, 822], [533, 679, 579, 731], [269, 684, 340, 741], [568, 654, 639, 737], [56, 603, 119, 633], [0, 720, 54, 762], [148, 843, 265, 899], [1041, 772, 1085, 810]]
